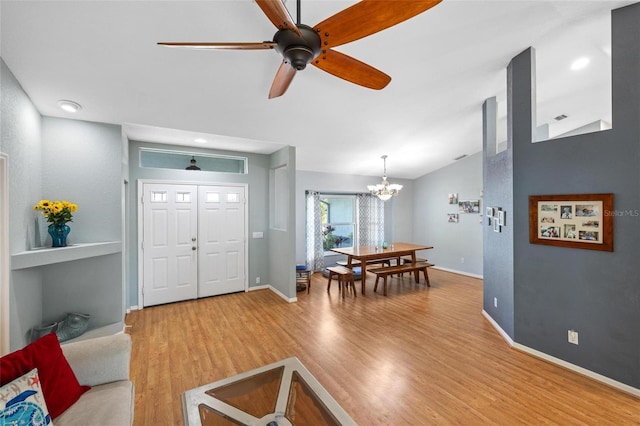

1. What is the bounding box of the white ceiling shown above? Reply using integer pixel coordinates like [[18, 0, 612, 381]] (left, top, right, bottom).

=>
[[1, 0, 633, 179]]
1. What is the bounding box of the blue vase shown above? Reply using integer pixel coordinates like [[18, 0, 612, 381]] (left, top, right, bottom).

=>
[[48, 223, 71, 247]]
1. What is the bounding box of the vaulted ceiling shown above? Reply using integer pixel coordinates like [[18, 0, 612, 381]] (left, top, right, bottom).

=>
[[1, 1, 633, 179]]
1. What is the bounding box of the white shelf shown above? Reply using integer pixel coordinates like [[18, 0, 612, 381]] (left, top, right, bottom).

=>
[[11, 241, 122, 270]]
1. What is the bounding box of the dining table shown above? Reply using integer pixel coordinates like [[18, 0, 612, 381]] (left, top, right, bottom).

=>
[[330, 242, 433, 295]]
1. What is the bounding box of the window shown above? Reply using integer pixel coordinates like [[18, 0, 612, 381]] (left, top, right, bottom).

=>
[[206, 192, 220, 203], [320, 195, 355, 252], [175, 192, 191, 203], [150, 191, 167, 202], [139, 148, 247, 174]]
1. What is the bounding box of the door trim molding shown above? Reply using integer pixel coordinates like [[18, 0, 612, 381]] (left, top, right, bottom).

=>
[[137, 179, 249, 308], [1, 153, 9, 355]]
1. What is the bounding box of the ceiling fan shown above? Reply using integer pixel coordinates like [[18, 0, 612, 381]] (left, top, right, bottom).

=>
[[158, 0, 442, 99]]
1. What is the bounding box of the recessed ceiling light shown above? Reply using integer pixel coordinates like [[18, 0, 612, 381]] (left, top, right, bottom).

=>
[[194, 138, 207, 143], [570, 57, 590, 71], [57, 100, 82, 113]]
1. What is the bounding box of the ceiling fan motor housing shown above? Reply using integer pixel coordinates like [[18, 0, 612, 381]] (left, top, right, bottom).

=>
[[274, 24, 321, 70]]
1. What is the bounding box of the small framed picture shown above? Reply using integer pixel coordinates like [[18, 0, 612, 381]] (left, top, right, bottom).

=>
[[448, 193, 458, 204], [493, 219, 501, 233], [486, 207, 494, 217], [447, 213, 459, 223], [498, 210, 506, 226], [459, 200, 480, 214]]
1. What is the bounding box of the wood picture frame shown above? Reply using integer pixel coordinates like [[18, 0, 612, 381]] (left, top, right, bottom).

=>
[[529, 193, 613, 251]]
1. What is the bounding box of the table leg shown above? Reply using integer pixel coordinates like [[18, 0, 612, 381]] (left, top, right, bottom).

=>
[[411, 251, 419, 283], [360, 259, 367, 295]]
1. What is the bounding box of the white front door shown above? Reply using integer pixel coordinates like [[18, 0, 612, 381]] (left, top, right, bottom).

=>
[[141, 183, 246, 307], [142, 184, 198, 307], [198, 186, 246, 297]]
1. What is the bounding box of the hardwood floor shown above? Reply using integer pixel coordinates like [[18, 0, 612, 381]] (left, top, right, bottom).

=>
[[126, 269, 639, 425]]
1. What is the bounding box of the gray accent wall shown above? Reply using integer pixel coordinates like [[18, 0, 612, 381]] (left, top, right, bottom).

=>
[[484, 3, 640, 388], [1, 58, 42, 253], [268, 147, 297, 298], [483, 98, 516, 336], [127, 140, 297, 305], [413, 152, 483, 277], [41, 117, 123, 244], [1, 58, 44, 348], [2, 58, 125, 349]]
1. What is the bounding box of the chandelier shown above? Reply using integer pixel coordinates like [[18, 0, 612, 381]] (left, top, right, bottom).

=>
[[367, 155, 403, 201]]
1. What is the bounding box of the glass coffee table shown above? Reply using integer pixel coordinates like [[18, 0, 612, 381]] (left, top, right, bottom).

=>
[[182, 357, 356, 426]]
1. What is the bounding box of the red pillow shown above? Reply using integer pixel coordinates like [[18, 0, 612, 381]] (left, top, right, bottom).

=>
[[0, 332, 90, 419]]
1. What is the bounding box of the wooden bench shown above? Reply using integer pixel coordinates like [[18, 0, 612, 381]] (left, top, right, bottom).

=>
[[326, 266, 357, 297], [398, 256, 428, 277], [336, 259, 392, 267], [369, 262, 434, 296], [401, 256, 427, 264]]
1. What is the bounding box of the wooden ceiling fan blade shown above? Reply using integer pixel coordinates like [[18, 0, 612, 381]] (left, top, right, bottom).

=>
[[269, 61, 297, 99], [313, 0, 442, 48], [256, 0, 301, 36], [157, 41, 277, 50], [311, 49, 390, 90]]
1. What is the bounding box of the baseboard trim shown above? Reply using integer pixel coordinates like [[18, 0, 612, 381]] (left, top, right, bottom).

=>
[[481, 310, 514, 346], [247, 285, 270, 292], [482, 310, 640, 399], [248, 285, 297, 303], [432, 266, 483, 280]]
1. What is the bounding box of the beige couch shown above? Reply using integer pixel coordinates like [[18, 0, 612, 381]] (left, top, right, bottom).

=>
[[56, 333, 134, 425]]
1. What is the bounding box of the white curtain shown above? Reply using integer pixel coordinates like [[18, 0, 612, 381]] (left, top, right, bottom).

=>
[[305, 191, 324, 272], [356, 194, 384, 247]]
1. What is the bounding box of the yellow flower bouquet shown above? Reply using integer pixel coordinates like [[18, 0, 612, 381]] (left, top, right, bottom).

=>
[[33, 199, 78, 225]]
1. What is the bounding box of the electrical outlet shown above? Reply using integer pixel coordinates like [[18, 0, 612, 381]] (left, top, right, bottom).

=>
[[494, 297, 498, 308], [568, 329, 579, 345], [256, 277, 261, 284]]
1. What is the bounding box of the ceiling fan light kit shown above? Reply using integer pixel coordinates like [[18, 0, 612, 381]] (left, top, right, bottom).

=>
[[158, 0, 442, 98]]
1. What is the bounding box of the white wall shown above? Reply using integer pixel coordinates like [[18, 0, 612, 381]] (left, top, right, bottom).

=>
[[413, 153, 483, 277]]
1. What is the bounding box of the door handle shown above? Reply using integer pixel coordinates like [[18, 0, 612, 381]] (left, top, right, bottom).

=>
[[192, 246, 197, 251]]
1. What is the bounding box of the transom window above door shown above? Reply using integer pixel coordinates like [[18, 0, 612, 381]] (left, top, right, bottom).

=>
[[139, 148, 247, 174]]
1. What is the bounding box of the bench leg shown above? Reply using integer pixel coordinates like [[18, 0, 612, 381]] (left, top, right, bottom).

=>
[[327, 273, 333, 292], [424, 267, 430, 287], [374, 275, 380, 293], [349, 275, 356, 297], [383, 275, 388, 296]]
